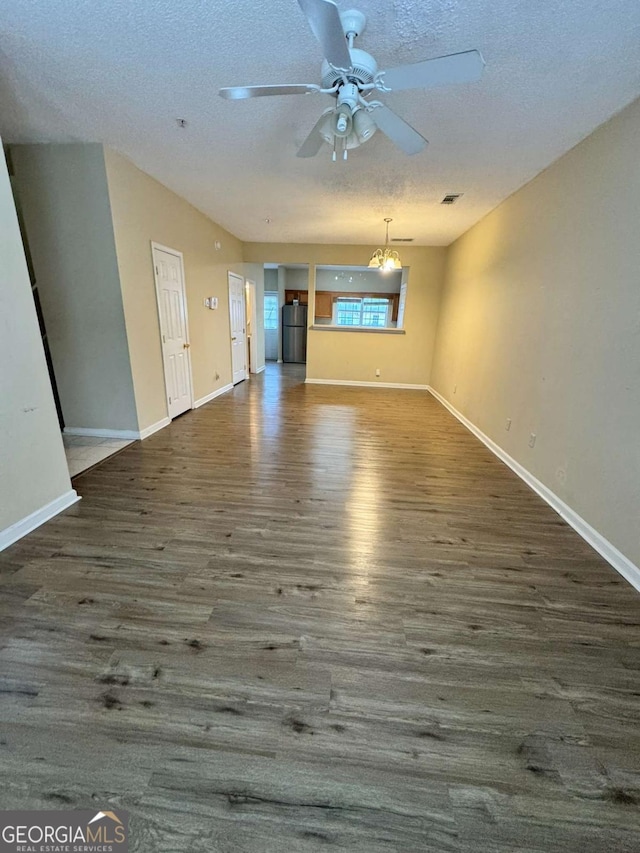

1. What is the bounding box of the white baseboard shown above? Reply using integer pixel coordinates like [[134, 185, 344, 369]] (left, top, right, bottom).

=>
[[193, 383, 234, 409], [306, 378, 429, 390], [256, 365, 266, 374], [0, 489, 80, 553], [64, 427, 140, 440], [139, 417, 171, 440], [65, 419, 170, 441], [428, 386, 640, 593]]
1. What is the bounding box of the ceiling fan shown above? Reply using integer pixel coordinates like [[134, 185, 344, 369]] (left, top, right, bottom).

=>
[[219, 0, 485, 161]]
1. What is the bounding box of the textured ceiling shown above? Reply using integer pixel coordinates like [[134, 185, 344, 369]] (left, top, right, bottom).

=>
[[1, 0, 639, 245]]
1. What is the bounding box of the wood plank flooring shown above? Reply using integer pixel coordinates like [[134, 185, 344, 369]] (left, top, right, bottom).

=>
[[1, 363, 639, 852]]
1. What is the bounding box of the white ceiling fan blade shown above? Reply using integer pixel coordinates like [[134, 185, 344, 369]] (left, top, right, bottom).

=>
[[297, 0, 352, 70], [219, 84, 319, 100], [382, 49, 485, 92], [297, 113, 331, 158], [370, 105, 427, 155]]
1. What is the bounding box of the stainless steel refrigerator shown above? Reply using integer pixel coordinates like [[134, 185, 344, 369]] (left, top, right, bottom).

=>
[[282, 304, 307, 363]]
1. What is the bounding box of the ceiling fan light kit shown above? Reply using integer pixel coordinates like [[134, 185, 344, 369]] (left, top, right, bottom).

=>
[[219, 0, 485, 161], [353, 108, 376, 142], [369, 219, 403, 271]]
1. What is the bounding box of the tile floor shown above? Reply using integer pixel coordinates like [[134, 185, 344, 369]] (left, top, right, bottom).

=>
[[62, 433, 134, 477]]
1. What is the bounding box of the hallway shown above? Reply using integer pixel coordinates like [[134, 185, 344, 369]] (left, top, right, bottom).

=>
[[0, 364, 638, 851]]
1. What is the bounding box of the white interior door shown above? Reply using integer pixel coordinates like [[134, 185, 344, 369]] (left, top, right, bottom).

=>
[[152, 244, 193, 419], [228, 272, 247, 384]]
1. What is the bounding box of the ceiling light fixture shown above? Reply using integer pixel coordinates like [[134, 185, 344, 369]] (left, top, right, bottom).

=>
[[368, 218, 402, 271], [316, 98, 378, 161]]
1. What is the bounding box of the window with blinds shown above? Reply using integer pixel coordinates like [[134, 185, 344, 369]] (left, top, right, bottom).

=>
[[334, 297, 391, 328]]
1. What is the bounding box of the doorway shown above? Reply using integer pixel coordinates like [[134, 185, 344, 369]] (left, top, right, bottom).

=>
[[263, 263, 309, 364], [264, 291, 279, 361], [228, 272, 248, 385], [245, 279, 259, 374], [152, 243, 194, 419]]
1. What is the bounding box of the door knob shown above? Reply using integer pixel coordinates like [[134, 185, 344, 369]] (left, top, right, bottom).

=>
[[183, 342, 190, 349], [232, 336, 237, 341]]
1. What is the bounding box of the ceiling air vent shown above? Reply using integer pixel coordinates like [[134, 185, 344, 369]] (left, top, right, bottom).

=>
[[391, 238, 414, 243], [441, 193, 463, 205]]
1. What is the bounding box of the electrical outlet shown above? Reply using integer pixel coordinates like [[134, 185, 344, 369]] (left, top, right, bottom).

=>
[[528, 433, 537, 448], [204, 297, 211, 308], [505, 418, 512, 431], [375, 368, 381, 377]]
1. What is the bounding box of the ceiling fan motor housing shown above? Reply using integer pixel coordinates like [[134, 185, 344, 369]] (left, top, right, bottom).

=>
[[321, 48, 378, 89]]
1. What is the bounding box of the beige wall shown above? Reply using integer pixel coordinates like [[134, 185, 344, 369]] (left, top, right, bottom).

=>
[[0, 145, 73, 536], [432, 97, 640, 567], [10, 144, 138, 431], [103, 148, 245, 430], [243, 243, 446, 385]]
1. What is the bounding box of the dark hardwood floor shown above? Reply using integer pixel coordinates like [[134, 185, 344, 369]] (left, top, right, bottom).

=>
[[1, 363, 639, 852]]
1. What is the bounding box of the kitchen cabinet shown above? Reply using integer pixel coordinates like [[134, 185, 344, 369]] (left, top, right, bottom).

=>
[[314, 291, 333, 319], [284, 290, 308, 306]]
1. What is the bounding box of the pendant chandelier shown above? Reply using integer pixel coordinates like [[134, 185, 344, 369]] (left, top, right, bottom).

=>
[[368, 218, 402, 271]]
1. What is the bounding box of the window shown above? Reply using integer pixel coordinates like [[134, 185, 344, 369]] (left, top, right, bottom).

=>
[[361, 298, 391, 327], [264, 293, 279, 330], [334, 297, 391, 328]]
